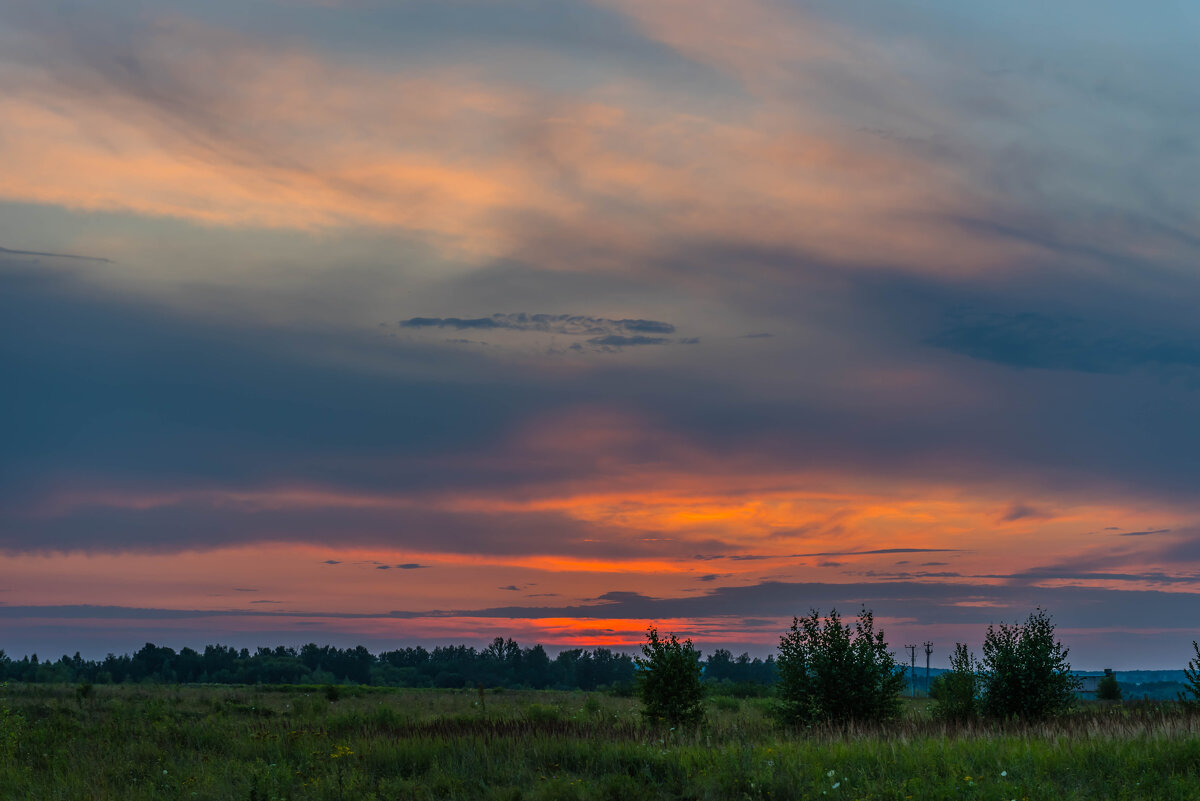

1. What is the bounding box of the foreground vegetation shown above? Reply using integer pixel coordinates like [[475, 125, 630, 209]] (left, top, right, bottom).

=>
[[5, 683, 1200, 800], [0, 640, 773, 692]]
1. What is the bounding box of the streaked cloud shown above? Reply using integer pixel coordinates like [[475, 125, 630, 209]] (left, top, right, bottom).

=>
[[400, 313, 675, 335], [0, 244, 111, 263]]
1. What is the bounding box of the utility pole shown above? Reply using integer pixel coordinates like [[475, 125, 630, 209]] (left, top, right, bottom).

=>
[[904, 644, 917, 698], [923, 642, 934, 697]]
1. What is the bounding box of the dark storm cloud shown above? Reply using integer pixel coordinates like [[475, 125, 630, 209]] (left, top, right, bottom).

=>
[[973, 570, 1200, 585], [0, 264, 660, 553], [0, 267, 544, 484], [928, 309, 1200, 375], [0, 494, 660, 557], [0, 264, 756, 555], [8, 246, 1200, 556], [0, 604, 255, 620], [377, 579, 1200, 633], [11, 578, 1200, 635]]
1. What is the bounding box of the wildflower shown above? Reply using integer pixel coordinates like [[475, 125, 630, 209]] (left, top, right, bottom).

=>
[[827, 770, 836, 778], [1001, 771, 1008, 777], [832, 782, 840, 790]]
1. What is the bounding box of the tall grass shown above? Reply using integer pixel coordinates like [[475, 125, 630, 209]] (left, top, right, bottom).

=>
[[2, 683, 1199, 799]]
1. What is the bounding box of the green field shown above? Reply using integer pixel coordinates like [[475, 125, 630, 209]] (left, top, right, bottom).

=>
[[3, 683, 1200, 800]]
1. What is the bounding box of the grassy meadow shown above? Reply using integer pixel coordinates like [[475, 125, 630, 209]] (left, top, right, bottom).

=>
[[3, 683, 1200, 800]]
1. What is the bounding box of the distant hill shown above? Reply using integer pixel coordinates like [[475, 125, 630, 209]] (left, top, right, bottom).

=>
[[902, 668, 1190, 701], [1096, 670, 1186, 684]]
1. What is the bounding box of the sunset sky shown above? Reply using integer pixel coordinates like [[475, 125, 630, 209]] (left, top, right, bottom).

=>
[[3, 0, 1200, 669]]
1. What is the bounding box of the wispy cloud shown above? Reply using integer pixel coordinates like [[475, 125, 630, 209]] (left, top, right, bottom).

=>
[[398, 313, 689, 350], [0, 245, 111, 263], [400, 313, 675, 335]]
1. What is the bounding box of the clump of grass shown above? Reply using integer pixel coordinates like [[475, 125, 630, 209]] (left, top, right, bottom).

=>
[[710, 695, 741, 713], [523, 703, 562, 723]]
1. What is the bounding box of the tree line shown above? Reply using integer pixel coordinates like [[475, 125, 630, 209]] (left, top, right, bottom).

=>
[[0, 638, 775, 692], [635, 607, 1174, 727]]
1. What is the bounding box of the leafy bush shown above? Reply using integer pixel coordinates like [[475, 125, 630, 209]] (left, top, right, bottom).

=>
[[635, 627, 704, 726], [979, 608, 1078, 721], [930, 643, 978, 721], [1180, 641, 1200, 709], [774, 608, 906, 726], [1096, 672, 1121, 701]]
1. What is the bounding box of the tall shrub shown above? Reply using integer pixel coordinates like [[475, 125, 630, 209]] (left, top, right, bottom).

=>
[[775, 608, 905, 726], [979, 608, 1078, 721], [1096, 672, 1121, 701], [1180, 641, 1200, 709], [930, 643, 978, 721], [636, 627, 704, 726]]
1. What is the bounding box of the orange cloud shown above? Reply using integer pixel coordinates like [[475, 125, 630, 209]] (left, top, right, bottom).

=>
[[0, 12, 1041, 281]]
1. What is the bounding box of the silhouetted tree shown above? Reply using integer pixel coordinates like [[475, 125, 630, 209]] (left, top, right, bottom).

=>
[[636, 626, 704, 726], [930, 643, 979, 721], [979, 608, 1078, 720], [775, 608, 905, 726], [1180, 641, 1200, 709], [1096, 671, 1121, 701]]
